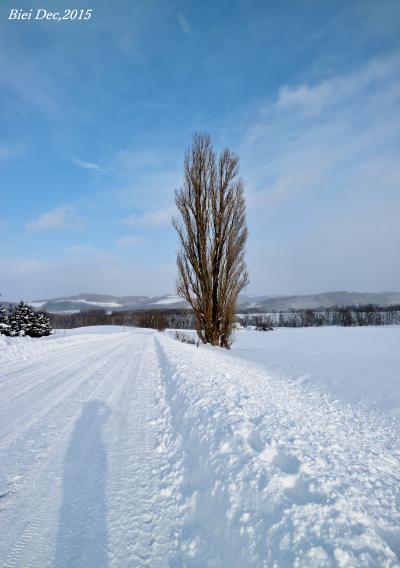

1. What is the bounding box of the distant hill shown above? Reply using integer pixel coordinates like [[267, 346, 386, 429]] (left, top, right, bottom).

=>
[[238, 291, 400, 312], [28, 293, 189, 313], [22, 291, 400, 314]]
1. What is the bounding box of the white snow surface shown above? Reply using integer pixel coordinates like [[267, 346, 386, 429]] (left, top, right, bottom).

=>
[[226, 326, 400, 417], [57, 299, 123, 307], [29, 301, 47, 308], [150, 294, 183, 305], [0, 326, 399, 567]]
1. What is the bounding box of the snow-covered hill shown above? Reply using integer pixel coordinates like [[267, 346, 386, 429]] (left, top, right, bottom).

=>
[[28, 293, 189, 313], [0, 326, 399, 566], [20, 290, 400, 314]]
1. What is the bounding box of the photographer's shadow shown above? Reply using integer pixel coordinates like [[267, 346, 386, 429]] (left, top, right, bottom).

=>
[[55, 400, 111, 568]]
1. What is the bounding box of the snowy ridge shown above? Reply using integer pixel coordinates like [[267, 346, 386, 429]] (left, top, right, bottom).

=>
[[155, 333, 400, 567]]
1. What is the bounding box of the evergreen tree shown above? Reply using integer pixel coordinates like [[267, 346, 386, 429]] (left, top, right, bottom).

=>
[[0, 306, 11, 336], [8, 302, 36, 336], [7, 302, 53, 337], [30, 311, 52, 337]]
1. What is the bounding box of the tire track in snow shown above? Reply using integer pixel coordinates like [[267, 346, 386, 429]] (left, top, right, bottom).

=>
[[0, 333, 126, 410], [0, 331, 184, 568], [104, 334, 185, 567], [0, 335, 132, 456], [1, 335, 134, 567]]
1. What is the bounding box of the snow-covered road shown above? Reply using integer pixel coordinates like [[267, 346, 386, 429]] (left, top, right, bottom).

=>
[[0, 328, 399, 567]]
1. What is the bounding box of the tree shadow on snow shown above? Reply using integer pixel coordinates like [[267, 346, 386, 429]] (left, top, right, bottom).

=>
[[55, 400, 111, 568]]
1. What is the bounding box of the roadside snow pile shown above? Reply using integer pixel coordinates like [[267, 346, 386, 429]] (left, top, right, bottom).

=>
[[156, 333, 400, 567]]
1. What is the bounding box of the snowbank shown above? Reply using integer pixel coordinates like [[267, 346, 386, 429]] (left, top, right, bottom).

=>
[[156, 332, 400, 566]]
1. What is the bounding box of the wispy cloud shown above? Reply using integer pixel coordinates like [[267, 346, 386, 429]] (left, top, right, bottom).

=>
[[26, 206, 86, 231], [0, 143, 23, 162], [0, 36, 59, 116], [121, 207, 174, 227], [70, 155, 108, 173], [92, 252, 118, 262], [0, 146, 12, 161], [275, 53, 400, 116], [65, 245, 117, 262], [65, 245, 99, 255], [242, 52, 400, 208], [238, 52, 400, 293], [176, 12, 191, 35], [116, 234, 147, 247]]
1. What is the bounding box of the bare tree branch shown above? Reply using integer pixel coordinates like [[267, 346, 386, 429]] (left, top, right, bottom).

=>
[[172, 133, 249, 348]]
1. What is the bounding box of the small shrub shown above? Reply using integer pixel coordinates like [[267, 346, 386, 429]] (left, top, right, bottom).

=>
[[175, 331, 199, 346]]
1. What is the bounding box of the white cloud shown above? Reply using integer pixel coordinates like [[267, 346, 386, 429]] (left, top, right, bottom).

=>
[[121, 207, 174, 227], [275, 53, 400, 115], [242, 52, 400, 208], [116, 234, 147, 247], [276, 83, 332, 114], [238, 52, 400, 294], [70, 155, 107, 173], [26, 206, 86, 231], [177, 13, 191, 35]]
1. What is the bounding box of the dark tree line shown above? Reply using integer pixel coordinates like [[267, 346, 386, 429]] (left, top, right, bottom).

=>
[[49, 309, 110, 329], [0, 302, 52, 337], [39, 304, 400, 333], [49, 309, 195, 331], [239, 305, 400, 329]]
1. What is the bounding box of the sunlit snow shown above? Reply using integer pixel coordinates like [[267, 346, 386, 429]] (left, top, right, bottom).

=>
[[0, 325, 399, 566]]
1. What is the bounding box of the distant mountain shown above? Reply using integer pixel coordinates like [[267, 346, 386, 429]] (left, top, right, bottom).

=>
[[25, 291, 400, 314], [29, 293, 189, 313], [237, 291, 400, 312]]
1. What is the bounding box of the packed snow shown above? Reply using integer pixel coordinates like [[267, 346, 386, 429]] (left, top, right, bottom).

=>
[[0, 326, 399, 567]]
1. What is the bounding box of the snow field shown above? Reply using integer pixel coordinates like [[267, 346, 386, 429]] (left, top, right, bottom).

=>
[[0, 326, 399, 567], [227, 326, 400, 417]]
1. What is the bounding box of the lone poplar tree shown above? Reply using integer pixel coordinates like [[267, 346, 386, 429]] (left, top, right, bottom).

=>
[[173, 133, 249, 348]]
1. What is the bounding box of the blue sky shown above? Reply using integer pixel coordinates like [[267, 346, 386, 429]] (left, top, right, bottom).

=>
[[1, 0, 399, 300]]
